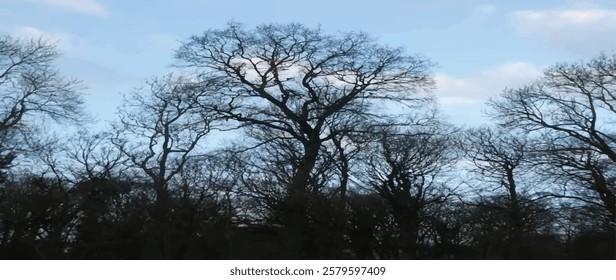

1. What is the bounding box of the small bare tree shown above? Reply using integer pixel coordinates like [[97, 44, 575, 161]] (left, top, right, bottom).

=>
[[111, 74, 218, 259], [360, 119, 457, 259], [112, 74, 216, 205], [460, 127, 531, 259]]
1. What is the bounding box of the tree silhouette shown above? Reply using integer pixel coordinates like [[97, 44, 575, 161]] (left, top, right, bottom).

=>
[[111, 74, 218, 258], [359, 118, 457, 259], [0, 30, 614, 260], [0, 36, 83, 181], [489, 53, 615, 231], [175, 22, 434, 257]]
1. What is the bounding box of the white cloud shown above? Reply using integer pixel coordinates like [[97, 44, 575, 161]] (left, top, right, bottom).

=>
[[513, 9, 616, 27], [435, 62, 543, 106], [511, 8, 616, 54], [557, 10, 613, 24], [434, 62, 544, 125], [28, 0, 108, 16], [13, 26, 45, 38], [12, 26, 73, 49]]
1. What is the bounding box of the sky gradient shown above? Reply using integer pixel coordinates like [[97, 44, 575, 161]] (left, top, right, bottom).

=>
[[3, 0, 616, 126]]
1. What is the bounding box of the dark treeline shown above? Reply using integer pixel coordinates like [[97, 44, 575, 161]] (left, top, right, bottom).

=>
[[0, 23, 614, 259]]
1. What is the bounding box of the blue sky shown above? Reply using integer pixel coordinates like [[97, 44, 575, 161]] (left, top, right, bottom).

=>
[[2, 0, 616, 126]]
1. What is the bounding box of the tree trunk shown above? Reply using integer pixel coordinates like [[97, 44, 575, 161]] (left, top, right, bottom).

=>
[[589, 165, 616, 223], [506, 169, 524, 259], [282, 142, 319, 258]]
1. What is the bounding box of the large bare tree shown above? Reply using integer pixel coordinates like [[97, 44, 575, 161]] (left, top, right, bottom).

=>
[[175, 22, 434, 257]]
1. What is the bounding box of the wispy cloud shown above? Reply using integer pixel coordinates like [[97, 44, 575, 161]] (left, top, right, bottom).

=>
[[434, 62, 544, 125], [513, 9, 616, 26], [510, 8, 616, 54], [14, 26, 46, 38], [435, 62, 543, 106], [12, 26, 74, 49], [28, 0, 109, 17]]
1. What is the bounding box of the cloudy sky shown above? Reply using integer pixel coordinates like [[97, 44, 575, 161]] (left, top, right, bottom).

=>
[[2, 0, 616, 126]]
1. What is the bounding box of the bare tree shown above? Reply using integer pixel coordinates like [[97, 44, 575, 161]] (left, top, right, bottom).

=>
[[460, 127, 531, 259], [360, 119, 457, 259], [112, 74, 215, 204], [175, 22, 434, 257], [64, 130, 128, 181], [111, 74, 216, 259], [488, 53, 615, 228], [488, 53, 615, 162], [0, 35, 83, 179], [533, 134, 615, 224]]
